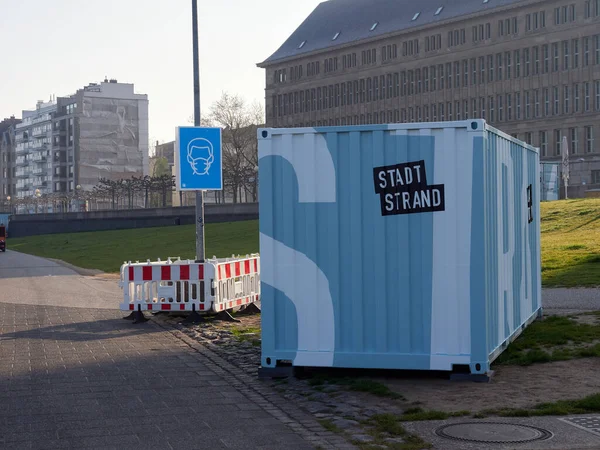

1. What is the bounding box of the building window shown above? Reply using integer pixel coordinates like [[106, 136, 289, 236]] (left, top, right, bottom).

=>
[[416, 69, 421, 94], [455, 101, 460, 120], [472, 98, 477, 118], [424, 67, 429, 92], [507, 93, 512, 120], [570, 127, 579, 154], [596, 80, 600, 110], [574, 83, 580, 112], [526, 13, 532, 31], [593, 170, 600, 184], [516, 92, 521, 120], [505, 52, 512, 80], [394, 73, 400, 97], [525, 91, 531, 119], [439, 65, 445, 89], [554, 86, 560, 115], [552, 43, 559, 72], [586, 126, 594, 153], [464, 100, 469, 119], [573, 39, 580, 69], [480, 97, 486, 120], [534, 89, 540, 117], [440, 103, 445, 121], [478, 57, 484, 84], [463, 60, 469, 86], [515, 50, 521, 77], [498, 95, 504, 121], [540, 131, 548, 157], [563, 41, 570, 70], [497, 54, 503, 80], [584, 37, 590, 66], [488, 55, 494, 82], [542, 45, 549, 73], [585, 82, 591, 111], [595, 35, 600, 64], [431, 66, 437, 91], [544, 88, 550, 116], [564, 85, 570, 114], [555, 129, 562, 155], [524, 48, 530, 76], [454, 62, 460, 88]]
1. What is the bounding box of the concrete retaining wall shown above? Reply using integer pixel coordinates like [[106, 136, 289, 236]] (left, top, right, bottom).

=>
[[9, 203, 258, 238]]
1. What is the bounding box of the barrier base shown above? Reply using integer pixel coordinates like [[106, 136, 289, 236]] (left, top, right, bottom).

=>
[[132, 310, 149, 324], [182, 310, 205, 325], [237, 303, 261, 316], [123, 312, 136, 320], [213, 310, 241, 323]]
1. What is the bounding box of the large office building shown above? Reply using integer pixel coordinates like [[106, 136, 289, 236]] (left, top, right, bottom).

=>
[[4, 79, 149, 205], [259, 0, 600, 198]]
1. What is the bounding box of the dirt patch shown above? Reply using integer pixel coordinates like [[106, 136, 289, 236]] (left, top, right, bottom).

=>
[[380, 358, 600, 413]]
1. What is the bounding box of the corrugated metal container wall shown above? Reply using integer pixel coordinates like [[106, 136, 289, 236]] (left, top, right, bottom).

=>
[[258, 120, 541, 375], [0, 214, 9, 231]]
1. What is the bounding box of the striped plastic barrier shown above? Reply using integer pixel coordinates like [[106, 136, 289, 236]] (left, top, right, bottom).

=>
[[119, 255, 260, 316], [213, 256, 261, 312]]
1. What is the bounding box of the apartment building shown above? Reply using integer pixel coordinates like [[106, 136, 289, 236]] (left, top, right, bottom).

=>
[[259, 0, 600, 197], [0, 116, 21, 203], [4, 79, 149, 202]]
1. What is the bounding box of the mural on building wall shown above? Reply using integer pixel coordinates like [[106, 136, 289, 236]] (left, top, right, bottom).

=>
[[78, 98, 144, 189]]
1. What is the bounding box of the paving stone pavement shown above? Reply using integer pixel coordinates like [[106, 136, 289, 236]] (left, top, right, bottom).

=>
[[0, 251, 353, 450]]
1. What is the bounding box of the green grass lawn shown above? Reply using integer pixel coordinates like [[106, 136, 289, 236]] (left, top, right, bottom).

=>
[[7, 198, 600, 286], [541, 199, 600, 287], [8, 221, 259, 273]]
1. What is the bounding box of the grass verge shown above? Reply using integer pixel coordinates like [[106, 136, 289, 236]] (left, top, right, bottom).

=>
[[399, 408, 470, 422], [229, 326, 261, 347], [308, 375, 404, 400], [8, 220, 259, 273], [9, 199, 600, 286], [541, 199, 600, 287], [483, 393, 600, 417], [359, 414, 432, 450], [494, 313, 600, 366]]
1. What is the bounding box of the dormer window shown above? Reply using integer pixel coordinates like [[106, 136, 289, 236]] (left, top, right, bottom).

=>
[[298, 41, 306, 49], [370, 22, 379, 31], [435, 6, 444, 15], [332, 32, 340, 41], [412, 12, 421, 21]]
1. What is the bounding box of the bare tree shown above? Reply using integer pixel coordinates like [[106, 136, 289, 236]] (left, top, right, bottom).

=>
[[209, 93, 264, 203]]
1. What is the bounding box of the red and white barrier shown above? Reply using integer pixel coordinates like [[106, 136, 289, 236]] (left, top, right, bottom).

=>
[[119, 255, 260, 314], [213, 256, 260, 312]]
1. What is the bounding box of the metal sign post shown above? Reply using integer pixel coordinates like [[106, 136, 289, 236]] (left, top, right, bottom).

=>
[[192, 0, 204, 261]]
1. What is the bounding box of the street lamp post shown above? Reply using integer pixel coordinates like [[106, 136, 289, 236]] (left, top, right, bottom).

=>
[[192, 0, 205, 263], [34, 189, 41, 214], [75, 185, 82, 212]]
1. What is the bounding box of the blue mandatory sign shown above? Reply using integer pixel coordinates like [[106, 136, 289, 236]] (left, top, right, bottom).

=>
[[176, 127, 223, 191]]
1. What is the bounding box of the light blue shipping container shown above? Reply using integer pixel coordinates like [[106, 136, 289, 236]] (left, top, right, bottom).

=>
[[0, 214, 10, 231], [258, 120, 541, 376]]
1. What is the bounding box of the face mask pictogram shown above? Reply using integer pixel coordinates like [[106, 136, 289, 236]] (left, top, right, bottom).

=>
[[187, 138, 215, 175]]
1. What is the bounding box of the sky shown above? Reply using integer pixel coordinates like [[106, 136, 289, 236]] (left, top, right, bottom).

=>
[[0, 0, 322, 146]]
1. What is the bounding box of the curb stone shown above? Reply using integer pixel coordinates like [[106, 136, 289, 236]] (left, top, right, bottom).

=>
[[151, 318, 357, 450]]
